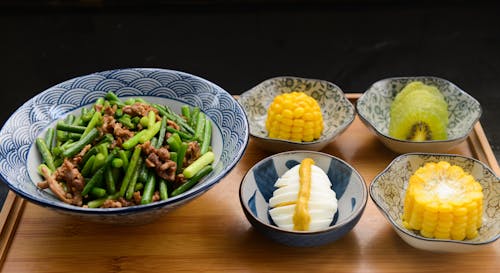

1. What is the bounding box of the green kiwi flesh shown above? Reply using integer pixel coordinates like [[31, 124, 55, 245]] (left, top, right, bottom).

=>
[[389, 81, 449, 141]]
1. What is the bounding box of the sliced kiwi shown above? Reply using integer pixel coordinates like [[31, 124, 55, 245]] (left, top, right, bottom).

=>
[[389, 82, 449, 141]]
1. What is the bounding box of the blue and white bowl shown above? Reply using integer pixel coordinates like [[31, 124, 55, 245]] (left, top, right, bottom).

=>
[[238, 76, 355, 153], [239, 151, 367, 247], [370, 153, 500, 252], [0, 68, 249, 224], [357, 76, 482, 154]]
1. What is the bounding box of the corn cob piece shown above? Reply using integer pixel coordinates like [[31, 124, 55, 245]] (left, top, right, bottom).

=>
[[402, 161, 483, 240], [265, 92, 323, 142]]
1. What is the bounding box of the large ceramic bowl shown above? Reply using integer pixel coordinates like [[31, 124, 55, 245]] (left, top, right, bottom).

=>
[[0, 68, 249, 224], [239, 151, 367, 247], [238, 76, 355, 153], [370, 153, 499, 252], [356, 76, 482, 154]]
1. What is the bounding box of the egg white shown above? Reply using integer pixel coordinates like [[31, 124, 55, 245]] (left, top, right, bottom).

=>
[[268, 164, 338, 231]]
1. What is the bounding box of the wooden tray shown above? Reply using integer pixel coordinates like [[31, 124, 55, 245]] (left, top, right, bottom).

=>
[[1, 94, 498, 273]]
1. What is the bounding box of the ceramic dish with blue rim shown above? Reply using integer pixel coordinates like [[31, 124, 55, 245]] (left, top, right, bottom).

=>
[[356, 76, 482, 154], [0, 68, 249, 224], [238, 76, 355, 153], [370, 153, 499, 252], [239, 150, 367, 247]]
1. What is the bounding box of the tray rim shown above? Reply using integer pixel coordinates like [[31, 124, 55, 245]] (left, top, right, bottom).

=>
[[0, 93, 498, 268]]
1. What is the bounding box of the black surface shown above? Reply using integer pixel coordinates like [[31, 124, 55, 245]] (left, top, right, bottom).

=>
[[0, 1, 499, 207]]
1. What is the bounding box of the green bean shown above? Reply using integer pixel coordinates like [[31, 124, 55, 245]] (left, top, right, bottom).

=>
[[111, 158, 123, 168], [131, 116, 141, 125], [181, 105, 191, 124], [125, 98, 136, 105], [104, 166, 116, 194], [36, 138, 56, 171], [82, 111, 101, 138], [200, 118, 212, 155], [140, 116, 149, 128], [159, 180, 168, 200], [87, 192, 119, 208], [81, 155, 96, 177], [91, 153, 106, 174], [118, 116, 135, 129], [90, 187, 107, 198], [194, 112, 205, 141], [141, 169, 156, 205], [121, 121, 161, 149], [44, 128, 55, 149], [176, 142, 188, 173], [94, 97, 105, 109], [183, 151, 214, 179], [138, 163, 149, 183], [190, 107, 200, 128], [81, 108, 95, 123], [126, 158, 143, 200], [147, 110, 155, 128], [105, 91, 125, 107], [156, 116, 168, 148], [37, 163, 51, 176], [61, 128, 99, 158], [81, 152, 115, 196], [138, 121, 161, 143], [166, 133, 181, 152], [172, 165, 213, 197], [56, 122, 86, 134], [119, 145, 142, 197], [153, 104, 195, 135], [134, 183, 143, 191], [115, 108, 123, 117], [118, 150, 129, 171], [98, 143, 109, 158], [166, 127, 194, 141]]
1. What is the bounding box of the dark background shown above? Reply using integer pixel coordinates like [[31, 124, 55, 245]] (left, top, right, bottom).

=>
[[0, 0, 499, 206]]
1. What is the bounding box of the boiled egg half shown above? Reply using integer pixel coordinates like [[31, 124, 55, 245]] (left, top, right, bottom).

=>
[[269, 158, 338, 231]]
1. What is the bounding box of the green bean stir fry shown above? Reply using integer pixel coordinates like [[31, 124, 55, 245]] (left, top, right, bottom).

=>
[[36, 92, 214, 208]]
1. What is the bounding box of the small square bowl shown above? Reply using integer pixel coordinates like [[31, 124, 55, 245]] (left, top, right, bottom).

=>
[[370, 153, 500, 253], [239, 150, 368, 247], [356, 76, 482, 154], [238, 76, 355, 153]]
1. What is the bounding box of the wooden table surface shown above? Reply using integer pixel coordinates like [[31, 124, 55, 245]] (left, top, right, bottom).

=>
[[1, 96, 499, 273]]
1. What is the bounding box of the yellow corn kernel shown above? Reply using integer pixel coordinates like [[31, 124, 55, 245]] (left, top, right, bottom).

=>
[[402, 161, 483, 240], [265, 92, 324, 142]]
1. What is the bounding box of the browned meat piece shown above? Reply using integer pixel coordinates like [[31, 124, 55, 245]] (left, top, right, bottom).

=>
[[133, 191, 142, 204], [71, 144, 91, 166], [101, 115, 116, 135], [104, 105, 117, 116], [56, 159, 85, 193], [39, 166, 82, 206], [185, 141, 201, 166], [141, 141, 177, 181], [152, 191, 160, 202], [167, 119, 180, 130], [102, 197, 135, 208], [158, 161, 177, 181], [122, 102, 159, 118], [102, 199, 122, 208]]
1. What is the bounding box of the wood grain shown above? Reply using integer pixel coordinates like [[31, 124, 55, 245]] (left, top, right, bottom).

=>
[[0, 94, 498, 273]]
